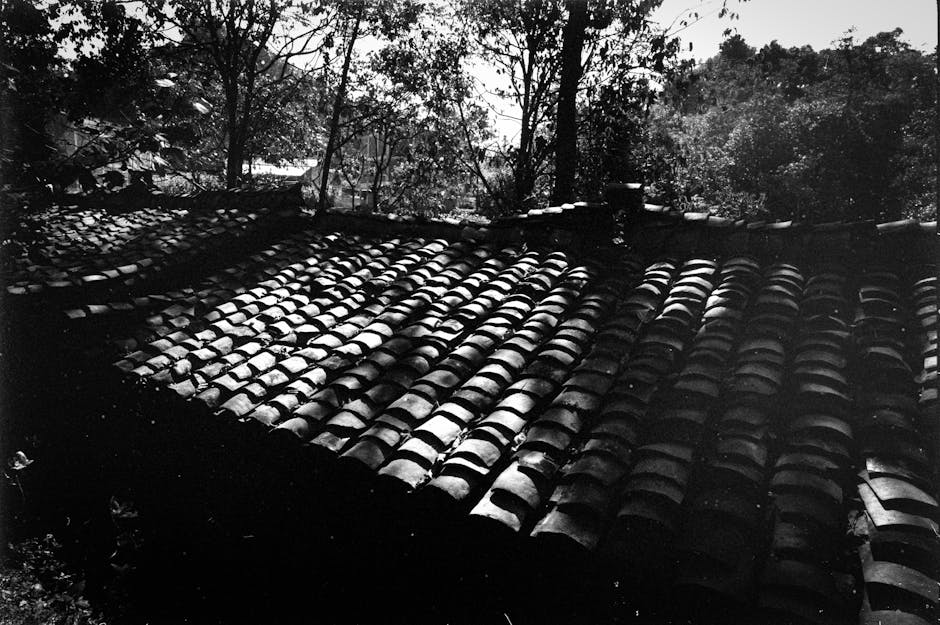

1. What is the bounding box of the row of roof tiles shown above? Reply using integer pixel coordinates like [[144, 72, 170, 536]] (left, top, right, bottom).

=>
[[112, 222, 938, 625], [6, 187, 934, 305], [11, 185, 306, 214], [6, 189, 935, 622], [4, 204, 295, 298], [322, 202, 938, 252], [636, 204, 938, 235], [855, 268, 938, 625]]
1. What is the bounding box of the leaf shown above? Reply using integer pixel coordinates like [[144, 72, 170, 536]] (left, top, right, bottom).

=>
[[130, 169, 154, 188], [66, 580, 85, 598], [102, 170, 125, 189], [9, 451, 33, 471], [77, 168, 97, 192], [109, 496, 139, 520], [191, 98, 211, 114], [160, 146, 186, 167]]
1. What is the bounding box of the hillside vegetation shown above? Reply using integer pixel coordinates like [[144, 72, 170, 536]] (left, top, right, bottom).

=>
[[639, 31, 937, 222], [1, 2, 935, 222]]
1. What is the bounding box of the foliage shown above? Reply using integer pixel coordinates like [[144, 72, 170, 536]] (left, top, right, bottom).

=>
[[374, 107, 481, 215], [460, 0, 564, 210], [0, 1, 67, 185], [577, 77, 656, 200], [644, 29, 937, 222], [449, 0, 695, 213], [0, 1, 228, 193], [311, 0, 428, 208], [0, 535, 104, 625], [142, 0, 342, 188], [0, 2, 158, 191], [10, 0, 925, 227], [325, 8, 491, 215]]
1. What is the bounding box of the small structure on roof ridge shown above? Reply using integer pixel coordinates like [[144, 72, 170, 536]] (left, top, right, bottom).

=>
[[605, 182, 644, 216]]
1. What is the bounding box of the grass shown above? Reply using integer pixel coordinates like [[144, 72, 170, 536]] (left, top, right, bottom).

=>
[[0, 535, 104, 625]]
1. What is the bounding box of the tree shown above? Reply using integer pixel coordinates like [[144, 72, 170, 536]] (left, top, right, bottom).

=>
[[551, 0, 588, 203], [718, 33, 755, 62], [457, 0, 565, 210], [332, 88, 410, 211], [372, 104, 482, 215], [455, 0, 709, 211], [328, 24, 487, 215], [0, 1, 176, 192], [0, 1, 69, 187], [317, 0, 364, 208], [644, 30, 937, 222], [577, 78, 655, 195], [144, 0, 338, 188], [551, 0, 692, 203], [322, 8, 491, 215], [308, 0, 422, 209]]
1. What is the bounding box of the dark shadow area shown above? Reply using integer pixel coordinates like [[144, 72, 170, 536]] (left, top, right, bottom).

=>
[[0, 296, 762, 625], [5, 219, 930, 624]]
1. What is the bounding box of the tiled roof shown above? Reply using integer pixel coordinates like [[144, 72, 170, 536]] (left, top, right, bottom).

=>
[[3, 187, 303, 299], [102, 200, 939, 623], [8, 188, 936, 623]]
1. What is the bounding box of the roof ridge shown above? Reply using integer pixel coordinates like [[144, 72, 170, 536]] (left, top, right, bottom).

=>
[[10, 184, 307, 214], [636, 203, 937, 235]]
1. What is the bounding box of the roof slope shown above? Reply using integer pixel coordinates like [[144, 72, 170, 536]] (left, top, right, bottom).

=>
[[107, 211, 938, 625], [6, 190, 935, 624], [3, 187, 302, 300]]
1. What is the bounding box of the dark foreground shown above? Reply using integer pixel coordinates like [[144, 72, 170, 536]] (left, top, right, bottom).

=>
[[1, 294, 686, 625]]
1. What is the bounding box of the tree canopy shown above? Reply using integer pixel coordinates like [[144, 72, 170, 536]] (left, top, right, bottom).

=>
[[1, 1, 934, 224], [642, 28, 937, 222]]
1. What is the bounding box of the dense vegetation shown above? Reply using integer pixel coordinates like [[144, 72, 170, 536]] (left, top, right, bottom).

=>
[[0, 1, 935, 222], [641, 31, 938, 222], [0, 0, 729, 214]]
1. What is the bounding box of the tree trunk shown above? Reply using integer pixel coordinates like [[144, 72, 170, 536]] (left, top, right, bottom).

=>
[[225, 131, 244, 188], [372, 172, 384, 210], [515, 123, 533, 208], [318, 4, 364, 210], [552, 0, 588, 204], [223, 82, 243, 188], [515, 41, 536, 209]]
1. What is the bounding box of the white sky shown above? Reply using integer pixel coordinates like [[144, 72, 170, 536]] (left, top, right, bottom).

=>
[[486, 0, 938, 139], [105, 1, 938, 143], [654, 0, 938, 61]]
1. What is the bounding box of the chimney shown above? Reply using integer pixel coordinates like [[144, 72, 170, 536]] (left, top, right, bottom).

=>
[[604, 182, 643, 216]]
